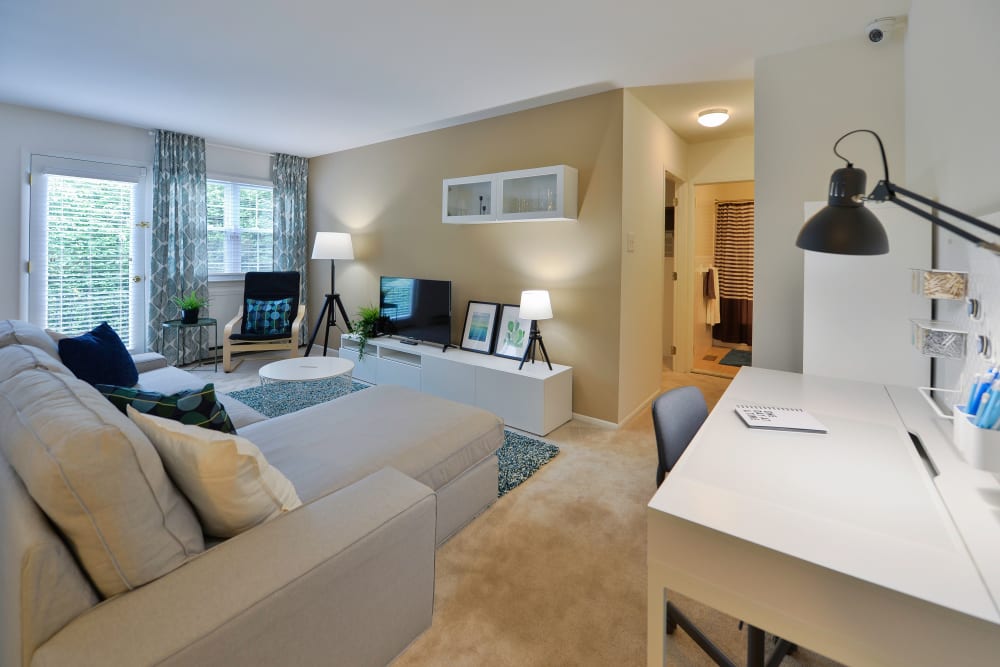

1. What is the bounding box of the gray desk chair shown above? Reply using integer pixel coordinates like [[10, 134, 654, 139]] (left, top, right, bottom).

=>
[[652, 386, 795, 667]]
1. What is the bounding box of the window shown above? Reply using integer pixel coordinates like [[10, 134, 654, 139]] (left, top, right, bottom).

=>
[[207, 179, 273, 275], [28, 155, 148, 350]]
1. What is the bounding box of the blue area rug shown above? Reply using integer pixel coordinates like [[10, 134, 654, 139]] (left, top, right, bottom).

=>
[[227, 378, 559, 497], [719, 349, 752, 367]]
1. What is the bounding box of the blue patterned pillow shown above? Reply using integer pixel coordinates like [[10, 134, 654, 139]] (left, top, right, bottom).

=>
[[97, 383, 236, 434], [245, 297, 293, 336]]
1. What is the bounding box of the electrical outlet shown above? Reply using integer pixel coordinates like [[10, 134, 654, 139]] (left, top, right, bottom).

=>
[[627, 232, 635, 252]]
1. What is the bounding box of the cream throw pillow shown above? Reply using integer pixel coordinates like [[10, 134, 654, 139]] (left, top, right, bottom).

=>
[[128, 407, 302, 537]]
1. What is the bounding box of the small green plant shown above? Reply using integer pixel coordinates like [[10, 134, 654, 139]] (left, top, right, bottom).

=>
[[170, 291, 208, 311], [354, 304, 381, 360]]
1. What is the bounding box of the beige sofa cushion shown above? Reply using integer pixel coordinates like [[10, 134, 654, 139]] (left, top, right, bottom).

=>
[[241, 384, 503, 502], [129, 408, 301, 538], [0, 319, 60, 361], [0, 366, 204, 598], [0, 344, 72, 383]]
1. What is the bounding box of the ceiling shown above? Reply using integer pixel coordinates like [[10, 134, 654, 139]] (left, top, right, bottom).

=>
[[0, 1, 909, 158]]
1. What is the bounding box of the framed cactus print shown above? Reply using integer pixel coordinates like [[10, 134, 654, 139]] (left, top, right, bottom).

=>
[[494, 304, 532, 360]]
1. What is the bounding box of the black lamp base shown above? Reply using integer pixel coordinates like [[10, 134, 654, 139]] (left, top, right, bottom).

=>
[[304, 293, 353, 357], [518, 321, 552, 371]]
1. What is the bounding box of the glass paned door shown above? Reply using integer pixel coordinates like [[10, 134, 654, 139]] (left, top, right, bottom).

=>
[[28, 155, 149, 350]]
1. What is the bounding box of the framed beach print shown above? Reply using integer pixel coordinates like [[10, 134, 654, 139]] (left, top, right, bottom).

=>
[[494, 304, 532, 360], [460, 301, 501, 354]]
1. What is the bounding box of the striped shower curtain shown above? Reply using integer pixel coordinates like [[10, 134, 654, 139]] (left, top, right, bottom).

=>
[[712, 199, 754, 344]]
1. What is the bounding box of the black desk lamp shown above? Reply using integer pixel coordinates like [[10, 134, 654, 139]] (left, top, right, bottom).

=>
[[797, 129, 1000, 255], [304, 232, 354, 357]]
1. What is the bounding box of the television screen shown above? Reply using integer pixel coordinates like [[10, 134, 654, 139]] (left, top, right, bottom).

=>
[[379, 277, 452, 347]]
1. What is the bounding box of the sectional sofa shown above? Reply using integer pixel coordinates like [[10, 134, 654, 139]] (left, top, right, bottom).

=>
[[0, 320, 504, 667]]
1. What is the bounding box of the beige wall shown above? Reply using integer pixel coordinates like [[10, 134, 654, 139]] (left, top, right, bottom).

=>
[[618, 91, 687, 422], [692, 180, 754, 354], [754, 36, 904, 372], [308, 91, 625, 422], [689, 135, 754, 185]]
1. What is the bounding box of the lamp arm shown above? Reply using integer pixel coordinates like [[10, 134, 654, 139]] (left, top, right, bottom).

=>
[[869, 180, 1000, 250]]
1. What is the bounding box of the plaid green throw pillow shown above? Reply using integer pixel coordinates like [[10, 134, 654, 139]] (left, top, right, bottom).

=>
[[245, 297, 293, 336], [97, 383, 237, 434]]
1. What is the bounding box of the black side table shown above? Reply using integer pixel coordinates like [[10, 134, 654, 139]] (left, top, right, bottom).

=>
[[161, 318, 219, 371]]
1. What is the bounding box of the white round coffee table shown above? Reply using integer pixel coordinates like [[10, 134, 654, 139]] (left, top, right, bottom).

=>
[[258, 356, 355, 386]]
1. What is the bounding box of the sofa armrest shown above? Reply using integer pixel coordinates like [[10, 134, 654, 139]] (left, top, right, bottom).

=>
[[131, 352, 169, 374], [32, 468, 436, 667]]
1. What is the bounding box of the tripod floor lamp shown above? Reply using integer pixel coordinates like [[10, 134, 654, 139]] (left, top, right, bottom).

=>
[[305, 232, 354, 357], [518, 290, 554, 371]]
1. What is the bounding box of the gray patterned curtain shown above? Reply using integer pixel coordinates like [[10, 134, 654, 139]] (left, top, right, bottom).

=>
[[272, 153, 309, 341], [148, 130, 209, 364]]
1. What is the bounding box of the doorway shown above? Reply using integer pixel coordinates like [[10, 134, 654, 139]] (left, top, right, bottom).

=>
[[690, 180, 754, 378], [662, 174, 679, 369]]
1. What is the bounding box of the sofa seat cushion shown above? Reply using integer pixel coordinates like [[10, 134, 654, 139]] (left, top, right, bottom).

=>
[[0, 366, 204, 598], [137, 366, 267, 429], [0, 319, 61, 360], [129, 408, 301, 538], [239, 384, 504, 503]]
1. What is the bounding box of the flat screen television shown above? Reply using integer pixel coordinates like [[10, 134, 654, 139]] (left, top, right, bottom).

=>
[[378, 276, 452, 349]]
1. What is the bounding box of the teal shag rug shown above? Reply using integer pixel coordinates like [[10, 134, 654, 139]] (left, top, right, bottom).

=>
[[227, 378, 559, 497]]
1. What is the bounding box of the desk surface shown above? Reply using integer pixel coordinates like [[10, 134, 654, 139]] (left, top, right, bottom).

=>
[[649, 366, 997, 623]]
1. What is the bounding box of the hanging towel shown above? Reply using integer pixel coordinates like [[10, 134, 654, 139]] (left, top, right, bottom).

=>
[[706, 266, 721, 326]]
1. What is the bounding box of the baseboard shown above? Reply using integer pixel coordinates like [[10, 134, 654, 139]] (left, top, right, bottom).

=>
[[618, 388, 661, 427], [571, 413, 619, 429]]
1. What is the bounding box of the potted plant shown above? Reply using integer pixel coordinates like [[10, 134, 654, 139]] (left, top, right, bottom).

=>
[[171, 292, 209, 324], [354, 304, 380, 360]]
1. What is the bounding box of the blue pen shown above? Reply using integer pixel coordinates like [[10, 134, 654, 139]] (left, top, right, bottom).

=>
[[967, 372, 983, 413], [975, 381, 1000, 428], [970, 368, 998, 415]]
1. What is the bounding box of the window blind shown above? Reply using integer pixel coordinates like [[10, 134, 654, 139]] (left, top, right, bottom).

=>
[[207, 179, 273, 275]]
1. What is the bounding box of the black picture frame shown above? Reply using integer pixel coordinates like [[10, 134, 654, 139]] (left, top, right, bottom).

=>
[[460, 301, 501, 354], [493, 304, 532, 360]]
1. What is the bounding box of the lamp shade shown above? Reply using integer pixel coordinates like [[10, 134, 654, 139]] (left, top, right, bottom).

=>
[[519, 290, 552, 320], [796, 166, 889, 255], [311, 232, 355, 260]]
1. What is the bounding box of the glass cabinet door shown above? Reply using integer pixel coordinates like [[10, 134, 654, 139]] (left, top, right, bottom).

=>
[[442, 175, 496, 223]]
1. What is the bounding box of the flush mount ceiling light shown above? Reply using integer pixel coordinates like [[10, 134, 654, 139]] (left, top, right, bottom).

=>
[[697, 108, 730, 127]]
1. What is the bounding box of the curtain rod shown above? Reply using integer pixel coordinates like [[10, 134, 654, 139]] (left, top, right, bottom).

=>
[[714, 198, 754, 204], [146, 131, 275, 157]]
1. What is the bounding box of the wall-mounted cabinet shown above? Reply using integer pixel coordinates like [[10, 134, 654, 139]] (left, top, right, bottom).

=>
[[442, 165, 577, 224]]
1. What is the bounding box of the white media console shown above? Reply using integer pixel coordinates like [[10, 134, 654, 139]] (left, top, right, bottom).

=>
[[339, 334, 572, 436]]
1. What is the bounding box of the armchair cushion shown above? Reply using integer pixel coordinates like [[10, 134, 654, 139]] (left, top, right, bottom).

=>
[[57, 322, 138, 387], [244, 297, 294, 336], [97, 383, 237, 434]]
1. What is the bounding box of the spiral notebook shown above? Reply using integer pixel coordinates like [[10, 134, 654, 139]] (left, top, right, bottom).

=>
[[734, 404, 828, 433]]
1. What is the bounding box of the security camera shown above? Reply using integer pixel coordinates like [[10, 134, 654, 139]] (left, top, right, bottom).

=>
[[866, 17, 897, 43]]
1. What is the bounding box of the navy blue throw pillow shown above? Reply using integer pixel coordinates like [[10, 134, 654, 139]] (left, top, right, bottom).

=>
[[58, 322, 139, 387]]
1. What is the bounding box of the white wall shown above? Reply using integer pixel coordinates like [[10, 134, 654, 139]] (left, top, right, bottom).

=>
[[905, 0, 1000, 390], [0, 103, 153, 320], [1, 101, 275, 347], [689, 134, 754, 186], [753, 36, 905, 372]]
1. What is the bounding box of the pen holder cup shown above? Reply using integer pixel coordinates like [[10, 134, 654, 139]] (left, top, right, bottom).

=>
[[952, 405, 1000, 473]]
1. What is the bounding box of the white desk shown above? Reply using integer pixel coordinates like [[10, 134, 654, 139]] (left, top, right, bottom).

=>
[[647, 367, 1000, 667]]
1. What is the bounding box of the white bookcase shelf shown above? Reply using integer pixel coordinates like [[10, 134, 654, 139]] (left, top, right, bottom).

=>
[[442, 165, 578, 224], [339, 334, 572, 436]]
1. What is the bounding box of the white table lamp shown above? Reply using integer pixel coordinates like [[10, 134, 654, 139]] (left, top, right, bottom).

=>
[[518, 290, 553, 370], [305, 232, 355, 357]]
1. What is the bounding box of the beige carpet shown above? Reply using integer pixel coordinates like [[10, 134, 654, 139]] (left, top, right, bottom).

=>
[[204, 352, 841, 666]]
